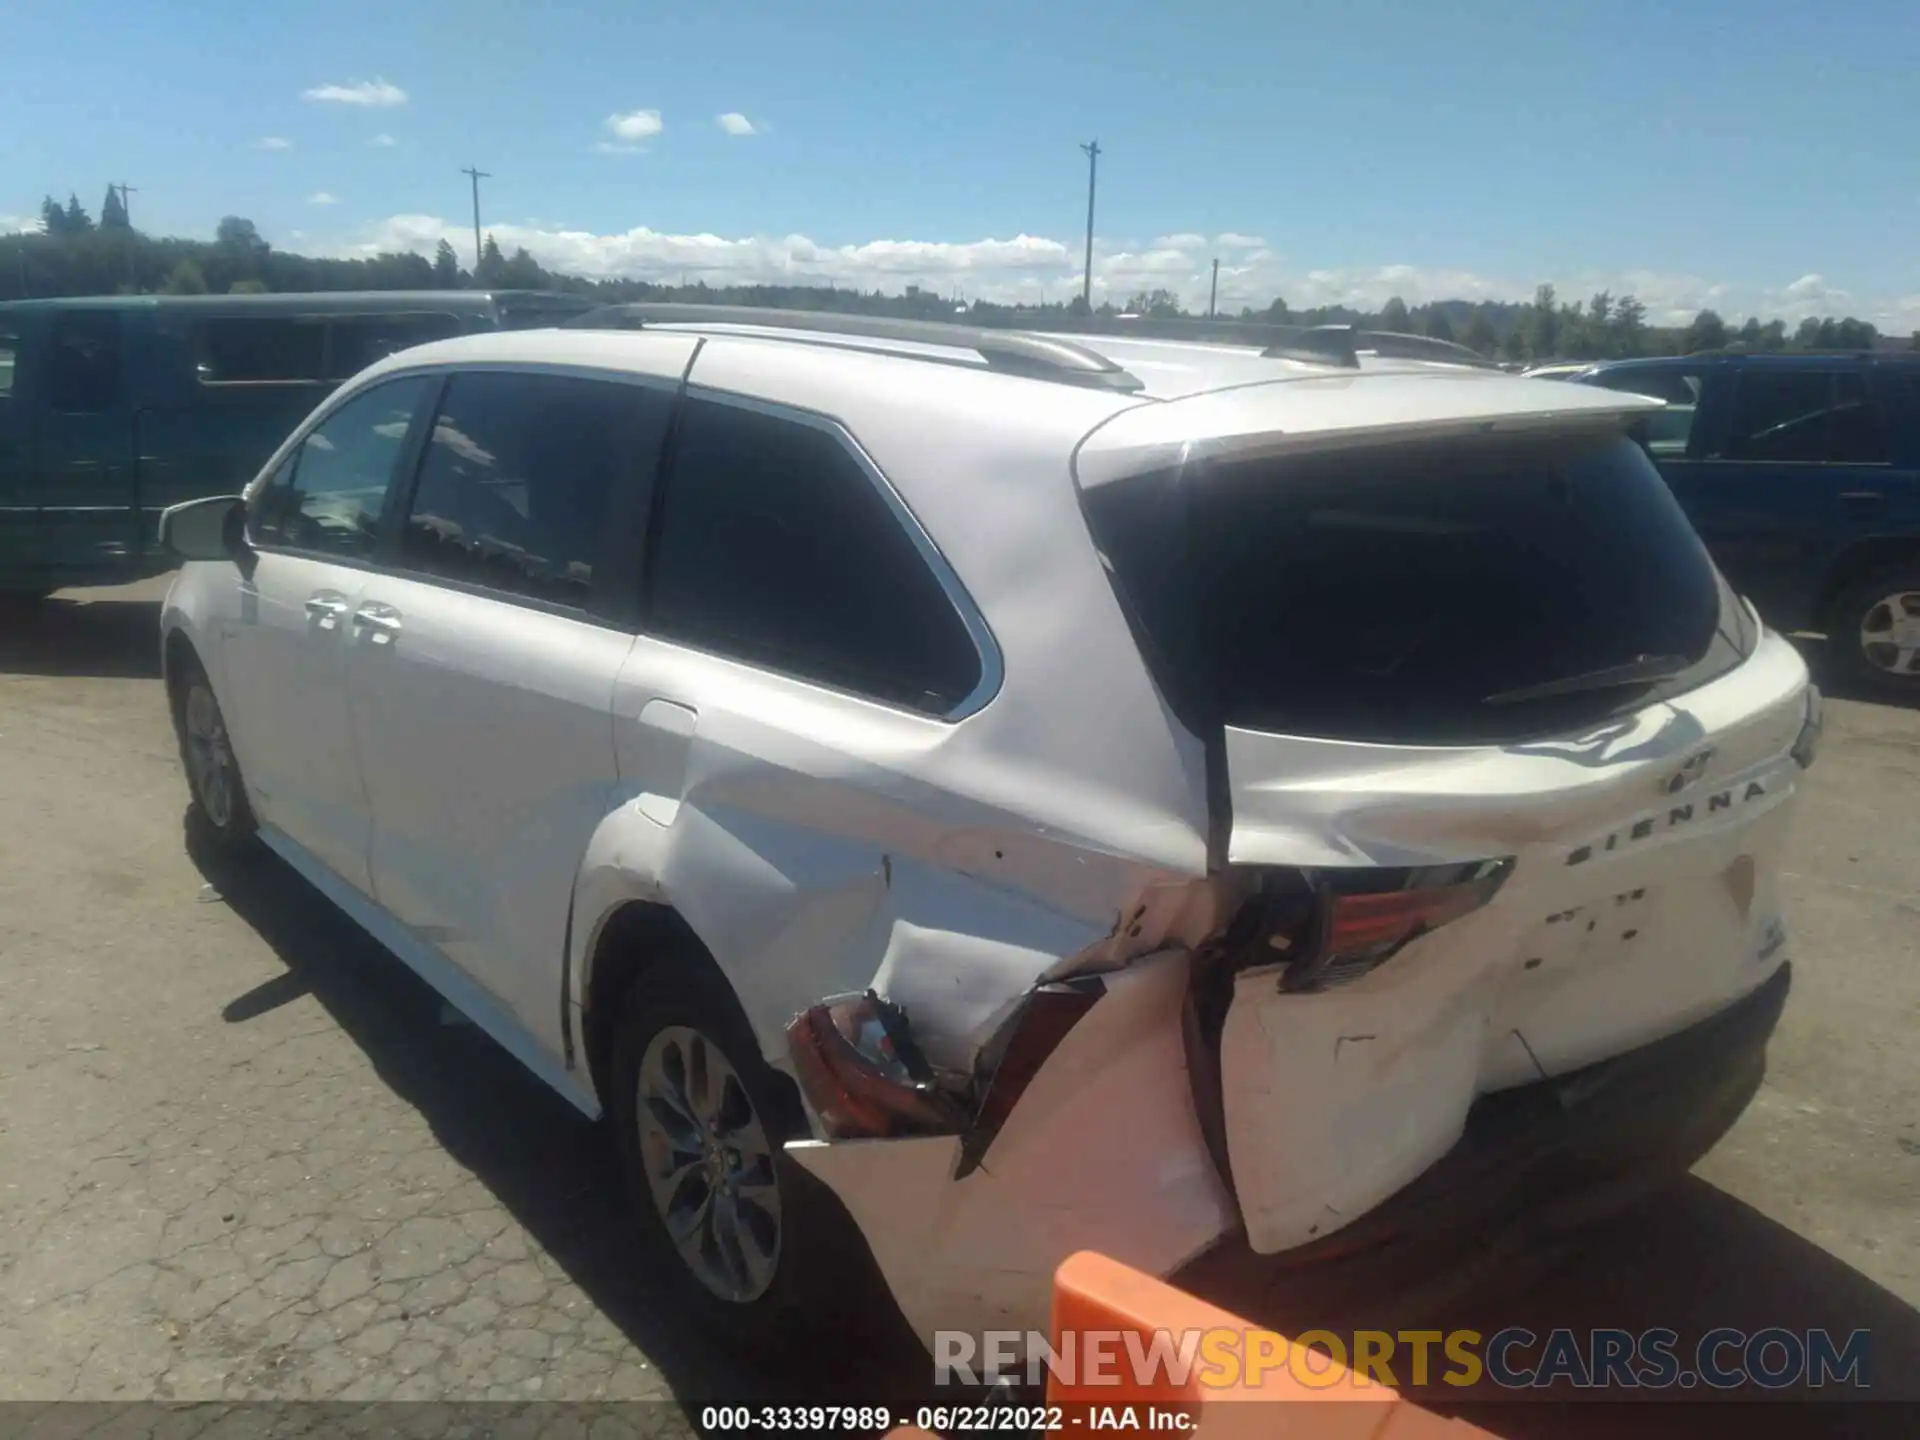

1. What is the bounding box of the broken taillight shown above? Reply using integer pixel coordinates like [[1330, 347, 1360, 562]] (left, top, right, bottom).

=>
[[957, 976, 1106, 1177], [1222, 859, 1514, 992], [785, 991, 966, 1140]]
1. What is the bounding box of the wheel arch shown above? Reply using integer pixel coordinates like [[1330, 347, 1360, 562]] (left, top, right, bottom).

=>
[[572, 887, 808, 1135], [1814, 536, 1920, 631]]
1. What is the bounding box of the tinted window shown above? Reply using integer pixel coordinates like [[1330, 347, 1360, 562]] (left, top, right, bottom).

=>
[[250, 378, 431, 557], [1726, 370, 1886, 464], [398, 371, 669, 608], [46, 312, 122, 411], [648, 398, 982, 714], [195, 318, 326, 384], [327, 314, 467, 380], [1827, 372, 1888, 464], [1589, 367, 1702, 458], [1083, 433, 1732, 744]]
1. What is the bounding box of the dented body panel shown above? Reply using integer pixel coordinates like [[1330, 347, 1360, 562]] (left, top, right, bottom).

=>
[[788, 952, 1234, 1345]]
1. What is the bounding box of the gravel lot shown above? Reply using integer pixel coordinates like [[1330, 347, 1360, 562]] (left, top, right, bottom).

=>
[[1, 579, 1915, 1431]]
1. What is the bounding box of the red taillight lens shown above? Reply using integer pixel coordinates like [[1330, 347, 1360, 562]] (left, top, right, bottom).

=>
[[785, 991, 964, 1141], [1327, 881, 1499, 953], [1280, 859, 1513, 992]]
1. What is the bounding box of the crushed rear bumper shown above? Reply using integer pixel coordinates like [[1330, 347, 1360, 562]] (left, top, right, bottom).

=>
[[1207, 960, 1791, 1305]]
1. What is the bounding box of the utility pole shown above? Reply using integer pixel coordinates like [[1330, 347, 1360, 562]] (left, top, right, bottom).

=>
[[1079, 140, 1101, 310], [460, 166, 491, 273], [1209, 258, 1219, 318]]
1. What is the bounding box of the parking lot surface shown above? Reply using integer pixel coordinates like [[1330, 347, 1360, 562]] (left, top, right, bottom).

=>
[[2, 581, 1916, 1426]]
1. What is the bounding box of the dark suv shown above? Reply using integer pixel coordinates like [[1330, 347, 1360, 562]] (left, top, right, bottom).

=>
[[1574, 352, 1920, 692]]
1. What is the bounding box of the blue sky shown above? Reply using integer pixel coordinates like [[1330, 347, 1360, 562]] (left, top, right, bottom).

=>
[[6, 0, 1917, 326]]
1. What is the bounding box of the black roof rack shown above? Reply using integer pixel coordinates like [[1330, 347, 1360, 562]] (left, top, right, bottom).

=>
[[565, 303, 1146, 392], [1255, 324, 1500, 370]]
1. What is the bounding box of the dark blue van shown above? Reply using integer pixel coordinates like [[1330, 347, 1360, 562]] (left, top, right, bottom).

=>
[[0, 290, 591, 598], [1573, 352, 1920, 692]]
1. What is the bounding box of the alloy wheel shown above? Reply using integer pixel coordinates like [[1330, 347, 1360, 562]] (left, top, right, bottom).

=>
[[1858, 590, 1920, 678], [183, 682, 237, 830], [634, 1024, 782, 1304]]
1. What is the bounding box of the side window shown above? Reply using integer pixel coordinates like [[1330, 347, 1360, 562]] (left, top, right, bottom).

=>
[[326, 314, 467, 381], [648, 397, 984, 714], [194, 318, 326, 384], [45, 312, 122, 412], [249, 377, 433, 558], [1591, 367, 1702, 458], [398, 371, 670, 608], [1827, 372, 1888, 464], [1725, 370, 1886, 464]]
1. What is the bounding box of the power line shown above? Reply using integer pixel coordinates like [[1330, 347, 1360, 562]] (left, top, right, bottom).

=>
[[1079, 140, 1101, 310], [460, 166, 492, 273]]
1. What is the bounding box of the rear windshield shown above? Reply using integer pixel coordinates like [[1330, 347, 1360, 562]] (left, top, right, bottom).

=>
[[1082, 431, 1737, 744]]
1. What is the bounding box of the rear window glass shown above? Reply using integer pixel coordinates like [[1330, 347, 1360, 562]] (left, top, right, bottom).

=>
[[195, 318, 326, 384], [1083, 433, 1730, 744], [326, 313, 466, 379]]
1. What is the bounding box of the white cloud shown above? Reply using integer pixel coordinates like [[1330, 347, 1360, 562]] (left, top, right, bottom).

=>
[[255, 136, 293, 151], [1216, 232, 1267, 249], [303, 78, 408, 107], [369, 133, 398, 148], [604, 108, 664, 142], [307, 191, 340, 206], [322, 213, 1913, 328], [716, 112, 758, 136], [593, 142, 645, 156], [1151, 233, 1207, 250]]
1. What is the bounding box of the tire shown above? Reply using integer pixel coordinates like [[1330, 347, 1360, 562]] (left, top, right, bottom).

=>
[[1827, 567, 1920, 696], [609, 957, 892, 1365], [170, 653, 258, 857]]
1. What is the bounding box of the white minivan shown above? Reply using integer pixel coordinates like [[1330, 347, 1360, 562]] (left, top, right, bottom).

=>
[[159, 308, 1820, 1356]]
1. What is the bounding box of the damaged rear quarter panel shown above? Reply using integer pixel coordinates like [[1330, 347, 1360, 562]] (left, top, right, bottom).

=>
[[789, 950, 1236, 1345], [568, 669, 1213, 1098]]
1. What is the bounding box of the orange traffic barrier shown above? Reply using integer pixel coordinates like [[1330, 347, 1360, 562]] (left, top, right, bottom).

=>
[[1045, 1251, 1500, 1439]]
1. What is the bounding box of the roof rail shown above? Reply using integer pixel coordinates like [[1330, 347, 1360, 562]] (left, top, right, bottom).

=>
[[1347, 327, 1503, 369], [564, 303, 1146, 392], [1010, 313, 1498, 370]]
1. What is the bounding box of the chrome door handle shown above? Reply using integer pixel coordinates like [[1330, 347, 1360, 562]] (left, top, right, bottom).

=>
[[351, 604, 402, 646], [304, 593, 350, 631]]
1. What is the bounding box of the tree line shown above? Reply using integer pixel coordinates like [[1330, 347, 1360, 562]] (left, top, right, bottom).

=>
[[5, 189, 1912, 361]]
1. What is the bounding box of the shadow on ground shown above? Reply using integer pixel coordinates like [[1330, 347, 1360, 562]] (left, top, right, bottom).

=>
[[0, 594, 164, 678], [187, 820, 932, 1425], [1793, 633, 1920, 711], [198, 808, 1919, 1436]]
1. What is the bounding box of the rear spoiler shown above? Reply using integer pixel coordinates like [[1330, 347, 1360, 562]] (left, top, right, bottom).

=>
[[1074, 370, 1663, 490]]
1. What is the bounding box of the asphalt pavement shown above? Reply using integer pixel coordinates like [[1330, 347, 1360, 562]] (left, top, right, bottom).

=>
[[1, 579, 1914, 1433]]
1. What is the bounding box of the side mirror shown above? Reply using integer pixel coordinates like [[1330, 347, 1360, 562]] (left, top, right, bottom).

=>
[[159, 495, 247, 561]]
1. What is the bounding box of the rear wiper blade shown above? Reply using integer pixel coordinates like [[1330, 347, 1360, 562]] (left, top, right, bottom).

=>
[[1481, 653, 1690, 706]]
